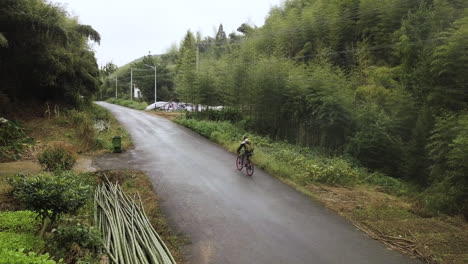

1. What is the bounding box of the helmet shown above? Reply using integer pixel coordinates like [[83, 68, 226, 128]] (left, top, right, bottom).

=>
[[243, 134, 248, 140]]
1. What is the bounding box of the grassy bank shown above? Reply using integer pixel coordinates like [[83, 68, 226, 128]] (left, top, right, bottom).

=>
[[106, 98, 148, 111], [1, 103, 132, 207], [175, 117, 468, 264], [24, 103, 132, 154], [1, 103, 132, 163]]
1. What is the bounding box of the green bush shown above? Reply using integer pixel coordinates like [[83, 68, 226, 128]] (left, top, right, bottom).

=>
[[0, 249, 60, 264], [37, 146, 76, 171], [0, 211, 40, 233], [0, 232, 44, 252], [423, 178, 467, 217], [9, 171, 92, 224], [363, 172, 410, 195]]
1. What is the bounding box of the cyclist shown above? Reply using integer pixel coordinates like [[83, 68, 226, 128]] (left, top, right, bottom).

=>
[[237, 135, 254, 163]]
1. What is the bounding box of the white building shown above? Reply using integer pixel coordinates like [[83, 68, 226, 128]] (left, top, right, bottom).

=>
[[133, 86, 142, 99]]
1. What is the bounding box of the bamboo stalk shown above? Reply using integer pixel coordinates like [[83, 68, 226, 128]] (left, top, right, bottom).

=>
[[95, 180, 176, 264]]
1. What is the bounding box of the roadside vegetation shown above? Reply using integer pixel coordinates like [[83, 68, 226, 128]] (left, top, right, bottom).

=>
[[175, 115, 468, 264], [1, 165, 182, 263], [106, 98, 148, 111], [0, 0, 181, 262], [165, 2, 468, 262], [170, 0, 468, 219], [0, 106, 181, 263], [0, 103, 132, 162]]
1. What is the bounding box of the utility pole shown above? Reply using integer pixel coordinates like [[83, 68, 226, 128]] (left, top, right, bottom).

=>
[[195, 43, 200, 112], [115, 76, 118, 99], [130, 68, 133, 101], [196, 44, 200, 71], [154, 64, 157, 104], [144, 64, 157, 104]]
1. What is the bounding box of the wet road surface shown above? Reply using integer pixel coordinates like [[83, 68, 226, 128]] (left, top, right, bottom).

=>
[[94, 102, 420, 264]]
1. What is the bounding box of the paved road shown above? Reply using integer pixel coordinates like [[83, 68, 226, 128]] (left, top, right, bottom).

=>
[[94, 102, 420, 264]]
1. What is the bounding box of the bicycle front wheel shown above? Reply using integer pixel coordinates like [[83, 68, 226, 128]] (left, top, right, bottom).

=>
[[246, 161, 254, 176], [236, 156, 243, 170]]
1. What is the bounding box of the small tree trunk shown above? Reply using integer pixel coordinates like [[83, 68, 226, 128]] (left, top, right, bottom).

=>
[[38, 217, 50, 238]]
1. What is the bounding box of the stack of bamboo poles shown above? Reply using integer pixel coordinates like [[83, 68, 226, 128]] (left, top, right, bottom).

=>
[[94, 180, 176, 264]]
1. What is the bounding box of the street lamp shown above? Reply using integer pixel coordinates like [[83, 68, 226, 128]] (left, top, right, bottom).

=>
[[144, 64, 157, 104]]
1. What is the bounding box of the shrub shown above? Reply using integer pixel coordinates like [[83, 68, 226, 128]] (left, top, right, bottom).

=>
[[52, 224, 101, 249], [9, 171, 92, 224], [423, 178, 467, 217], [37, 146, 76, 171], [363, 172, 409, 195], [0, 249, 60, 264], [0, 211, 40, 233]]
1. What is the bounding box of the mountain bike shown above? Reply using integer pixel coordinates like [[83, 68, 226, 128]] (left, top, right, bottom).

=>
[[236, 152, 254, 176]]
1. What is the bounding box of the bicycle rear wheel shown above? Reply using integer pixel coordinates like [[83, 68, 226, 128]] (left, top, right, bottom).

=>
[[236, 156, 243, 170], [246, 161, 254, 176]]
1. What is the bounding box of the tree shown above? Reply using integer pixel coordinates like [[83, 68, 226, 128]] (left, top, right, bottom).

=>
[[175, 31, 197, 103], [0, 0, 101, 104]]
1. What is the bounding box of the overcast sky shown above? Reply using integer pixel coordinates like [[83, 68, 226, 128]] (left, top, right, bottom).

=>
[[53, 0, 283, 67]]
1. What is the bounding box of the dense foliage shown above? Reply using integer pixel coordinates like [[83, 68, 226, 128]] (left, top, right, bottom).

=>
[[0, 0, 101, 107], [173, 0, 468, 216]]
